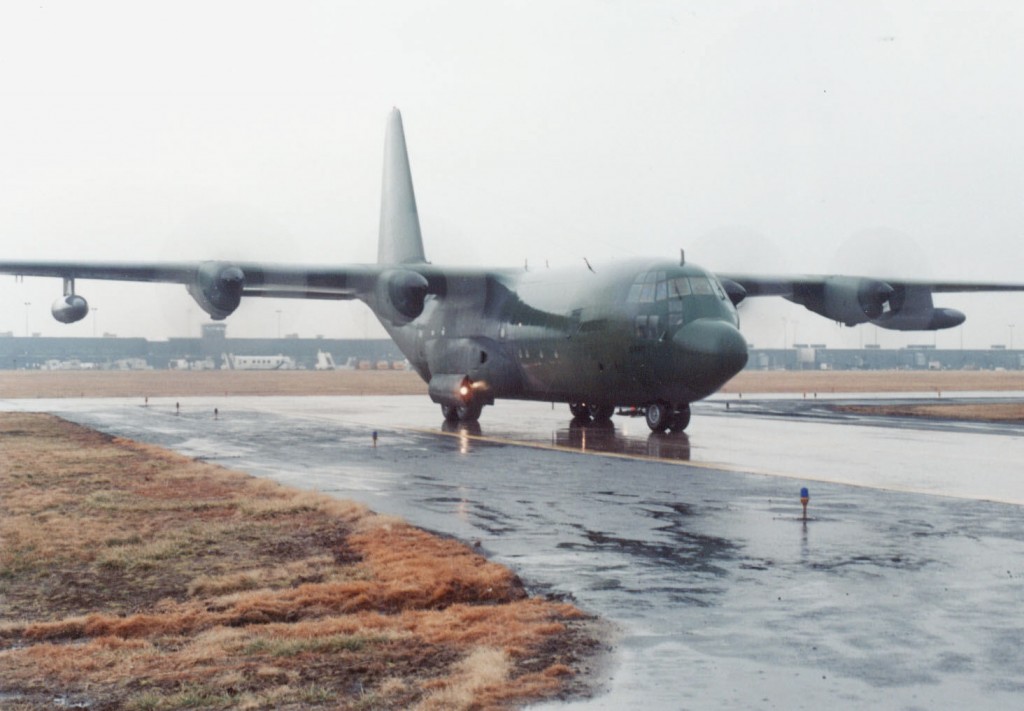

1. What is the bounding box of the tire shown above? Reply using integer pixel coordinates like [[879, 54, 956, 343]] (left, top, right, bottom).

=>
[[589, 403, 615, 421], [645, 401, 671, 432], [668, 405, 691, 433], [456, 401, 483, 422], [569, 402, 590, 419], [441, 403, 459, 422]]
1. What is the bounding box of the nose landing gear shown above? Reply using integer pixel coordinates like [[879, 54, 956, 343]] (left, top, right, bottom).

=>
[[441, 401, 483, 422]]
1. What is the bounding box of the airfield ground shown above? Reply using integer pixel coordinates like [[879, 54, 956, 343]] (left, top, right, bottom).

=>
[[1, 370, 1021, 707], [0, 414, 599, 710], [1, 367, 1023, 399], [1, 369, 1022, 422]]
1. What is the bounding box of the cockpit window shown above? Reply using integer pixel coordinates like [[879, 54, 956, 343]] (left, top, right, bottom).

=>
[[711, 278, 727, 300], [627, 271, 728, 305], [670, 277, 691, 298], [689, 277, 713, 296]]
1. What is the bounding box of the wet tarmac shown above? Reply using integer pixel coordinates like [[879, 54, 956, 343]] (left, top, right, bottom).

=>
[[4, 394, 1024, 709]]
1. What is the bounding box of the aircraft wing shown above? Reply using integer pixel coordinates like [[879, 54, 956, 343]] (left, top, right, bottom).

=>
[[721, 273, 1024, 297], [719, 273, 1024, 331], [0, 259, 383, 321]]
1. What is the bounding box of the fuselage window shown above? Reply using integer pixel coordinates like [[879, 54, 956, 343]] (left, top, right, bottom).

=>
[[638, 284, 655, 303], [648, 315, 660, 340], [635, 314, 661, 340], [635, 315, 647, 338]]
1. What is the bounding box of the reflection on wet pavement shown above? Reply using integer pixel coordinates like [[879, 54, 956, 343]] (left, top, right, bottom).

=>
[[556, 418, 692, 461]]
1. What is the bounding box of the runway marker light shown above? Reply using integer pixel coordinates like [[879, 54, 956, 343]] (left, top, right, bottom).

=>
[[372, 430, 378, 448], [800, 487, 810, 521]]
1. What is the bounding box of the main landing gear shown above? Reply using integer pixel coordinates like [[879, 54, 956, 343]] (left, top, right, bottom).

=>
[[568, 402, 616, 422], [569, 400, 691, 432], [644, 401, 690, 433]]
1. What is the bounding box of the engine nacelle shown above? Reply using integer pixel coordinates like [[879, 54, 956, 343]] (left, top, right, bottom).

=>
[[871, 285, 966, 330], [374, 269, 429, 324], [186, 262, 245, 320], [791, 276, 895, 326], [51, 294, 89, 324], [876, 307, 966, 331]]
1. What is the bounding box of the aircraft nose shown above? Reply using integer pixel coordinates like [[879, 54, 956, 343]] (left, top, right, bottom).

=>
[[671, 318, 749, 388]]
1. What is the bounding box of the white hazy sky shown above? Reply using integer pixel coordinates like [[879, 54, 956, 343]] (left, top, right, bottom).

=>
[[1, 0, 1023, 349]]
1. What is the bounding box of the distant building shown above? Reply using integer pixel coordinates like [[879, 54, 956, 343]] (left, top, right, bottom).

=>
[[0, 332, 1020, 372]]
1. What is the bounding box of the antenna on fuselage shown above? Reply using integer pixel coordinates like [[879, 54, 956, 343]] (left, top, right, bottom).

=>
[[583, 257, 595, 273], [680, 249, 686, 266]]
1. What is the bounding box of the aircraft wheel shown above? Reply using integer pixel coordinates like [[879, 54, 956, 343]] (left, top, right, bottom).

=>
[[668, 405, 691, 433], [645, 401, 671, 432], [569, 402, 591, 419], [589, 403, 615, 421], [441, 403, 459, 422], [456, 401, 483, 422]]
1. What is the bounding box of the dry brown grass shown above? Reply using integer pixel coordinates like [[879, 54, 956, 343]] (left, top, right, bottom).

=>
[[3, 368, 1023, 402], [835, 402, 1024, 423], [0, 369, 427, 398], [721, 369, 1024, 394], [0, 414, 599, 710]]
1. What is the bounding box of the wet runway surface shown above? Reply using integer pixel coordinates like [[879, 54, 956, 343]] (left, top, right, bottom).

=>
[[5, 394, 1024, 709]]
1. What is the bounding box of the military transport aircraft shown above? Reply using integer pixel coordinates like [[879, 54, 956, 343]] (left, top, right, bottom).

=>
[[3, 109, 1023, 432]]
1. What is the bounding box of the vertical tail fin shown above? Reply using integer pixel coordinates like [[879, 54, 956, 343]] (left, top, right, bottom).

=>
[[378, 108, 426, 264]]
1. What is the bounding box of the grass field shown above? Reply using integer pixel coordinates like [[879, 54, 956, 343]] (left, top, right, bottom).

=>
[[719, 369, 1024, 394], [2, 368, 1024, 400], [834, 402, 1024, 423], [0, 414, 600, 710], [0, 369, 428, 399]]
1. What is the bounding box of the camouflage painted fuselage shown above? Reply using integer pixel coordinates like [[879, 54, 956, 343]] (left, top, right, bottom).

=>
[[375, 258, 747, 410]]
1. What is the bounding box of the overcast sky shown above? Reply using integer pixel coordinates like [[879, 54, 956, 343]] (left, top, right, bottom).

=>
[[1, 0, 1023, 350]]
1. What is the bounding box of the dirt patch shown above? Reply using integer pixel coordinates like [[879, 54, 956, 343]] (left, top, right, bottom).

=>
[[0, 414, 603, 710]]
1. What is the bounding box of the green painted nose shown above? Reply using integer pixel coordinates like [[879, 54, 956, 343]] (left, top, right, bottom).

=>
[[671, 318, 748, 390]]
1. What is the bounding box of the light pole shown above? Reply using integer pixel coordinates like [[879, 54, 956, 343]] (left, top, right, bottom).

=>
[[23, 302, 30, 337], [1010, 324, 1015, 350], [92, 307, 100, 338]]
